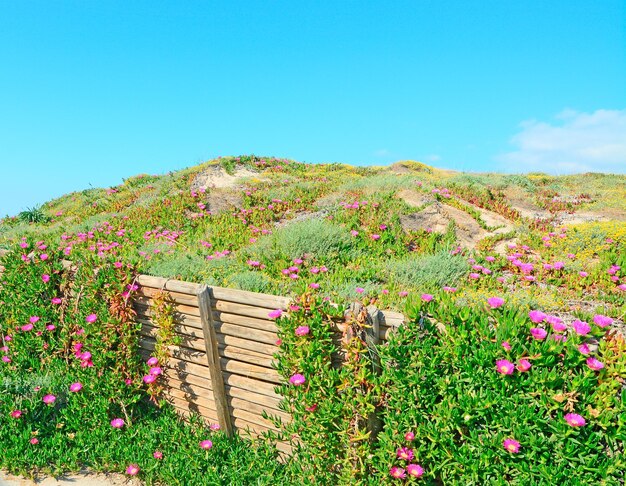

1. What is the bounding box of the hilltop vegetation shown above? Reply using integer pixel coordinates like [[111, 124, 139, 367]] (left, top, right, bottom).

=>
[[1, 156, 625, 484], [2, 155, 625, 310]]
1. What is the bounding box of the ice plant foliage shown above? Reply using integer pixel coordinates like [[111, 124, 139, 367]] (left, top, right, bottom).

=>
[[1, 156, 625, 484]]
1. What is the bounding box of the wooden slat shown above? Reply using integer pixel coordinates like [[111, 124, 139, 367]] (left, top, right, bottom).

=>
[[228, 397, 290, 423], [198, 285, 234, 437], [137, 318, 204, 339], [212, 311, 278, 333], [136, 275, 203, 295], [167, 375, 284, 413], [209, 286, 290, 309], [135, 304, 281, 334], [138, 351, 281, 399], [136, 286, 199, 307], [168, 397, 220, 423], [165, 382, 289, 423], [140, 324, 205, 352], [136, 277, 290, 309], [135, 308, 203, 328], [133, 296, 201, 317], [140, 324, 276, 366], [232, 408, 281, 432], [217, 333, 278, 357], [139, 349, 210, 378], [218, 344, 275, 369], [168, 386, 217, 411], [214, 322, 278, 345], [220, 358, 281, 384], [163, 369, 212, 391], [213, 300, 282, 321]]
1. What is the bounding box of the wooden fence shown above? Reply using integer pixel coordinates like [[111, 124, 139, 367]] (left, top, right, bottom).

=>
[[0, 249, 405, 452], [132, 274, 404, 453]]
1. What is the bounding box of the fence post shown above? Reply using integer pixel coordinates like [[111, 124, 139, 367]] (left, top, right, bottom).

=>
[[343, 302, 383, 442], [197, 285, 234, 437]]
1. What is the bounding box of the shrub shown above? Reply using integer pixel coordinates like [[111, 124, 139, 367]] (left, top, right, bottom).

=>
[[383, 251, 469, 291], [225, 270, 274, 293], [249, 218, 354, 262], [373, 294, 626, 484], [18, 206, 50, 224]]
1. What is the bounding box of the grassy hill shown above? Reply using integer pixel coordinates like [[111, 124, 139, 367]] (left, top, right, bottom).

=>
[[2, 155, 625, 313], [1, 156, 625, 484]]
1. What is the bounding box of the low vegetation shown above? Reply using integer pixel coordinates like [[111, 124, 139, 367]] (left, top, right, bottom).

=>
[[1, 155, 624, 484]]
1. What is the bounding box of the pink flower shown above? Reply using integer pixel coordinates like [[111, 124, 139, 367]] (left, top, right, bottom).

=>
[[407, 464, 424, 478], [30, 438, 39, 445], [289, 373, 306, 386], [572, 320, 591, 336], [210, 423, 221, 431], [397, 447, 414, 461], [421, 293, 433, 302], [593, 315, 613, 328], [355, 287, 365, 294], [487, 297, 505, 309], [501, 341, 512, 351], [564, 413, 586, 427], [153, 451, 163, 459], [503, 438, 520, 453], [516, 359, 532, 372], [528, 310, 547, 323], [404, 431, 415, 441], [69, 382, 83, 392], [530, 328, 547, 340], [42, 394, 56, 405], [469, 273, 481, 280], [295, 326, 310, 336], [30, 316, 40, 324], [309, 283, 320, 289], [143, 374, 157, 384], [126, 464, 140, 476], [350, 230, 359, 237], [41, 274, 50, 283], [370, 234, 380, 241], [149, 366, 162, 376], [147, 357, 159, 367], [390, 467, 407, 479], [21, 324, 34, 332], [51, 297, 62, 305], [546, 315, 567, 332], [111, 418, 125, 428], [268, 309, 283, 319], [2, 356, 10, 363], [578, 343, 591, 355], [586, 357, 604, 371], [46, 324, 55, 331], [10, 410, 22, 419], [200, 440, 213, 450], [496, 359, 515, 375], [85, 314, 97, 323], [40, 253, 48, 261], [579, 271, 588, 277]]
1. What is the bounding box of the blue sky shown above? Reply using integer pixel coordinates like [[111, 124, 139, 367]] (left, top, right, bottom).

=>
[[1, 0, 625, 216]]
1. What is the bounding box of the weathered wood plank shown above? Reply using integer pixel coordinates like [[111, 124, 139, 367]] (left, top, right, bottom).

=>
[[198, 285, 234, 437], [208, 286, 290, 310]]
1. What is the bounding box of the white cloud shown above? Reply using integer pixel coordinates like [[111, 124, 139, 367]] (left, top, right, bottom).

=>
[[497, 109, 626, 174], [424, 154, 441, 162]]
